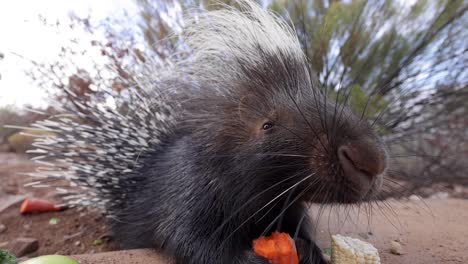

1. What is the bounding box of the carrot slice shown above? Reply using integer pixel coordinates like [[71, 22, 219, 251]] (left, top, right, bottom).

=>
[[253, 231, 299, 264], [20, 198, 61, 214]]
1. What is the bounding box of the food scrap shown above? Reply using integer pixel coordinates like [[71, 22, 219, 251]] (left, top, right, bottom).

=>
[[253, 231, 299, 264], [331, 234, 380, 264], [20, 198, 61, 214]]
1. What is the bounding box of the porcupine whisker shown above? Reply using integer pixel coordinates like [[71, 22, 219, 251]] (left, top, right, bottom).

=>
[[202, 153, 313, 158], [255, 199, 282, 224], [285, 90, 329, 155], [256, 170, 318, 230], [309, 183, 331, 235], [378, 199, 401, 224], [331, 89, 341, 147], [335, 197, 364, 235], [365, 191, 399, 226], [368, 198, 402, 231], [263, 179, 320, 237], [380, 190, 433, 218], [239, 165, 309, 173], [329, 85, 350, 131], [275, 174, 323, 232], [302, 48, 327, 141], [258, 153, 313, 158], [359, 202, 372, 232], [275, 184, 297, 231], [219, 173, 316, 247], [210, 171, 308, 239], [335, 88, 354, 134], [293, 211, 306, 241], [380, 176, 407, 189], [277, 123, 318, 148]]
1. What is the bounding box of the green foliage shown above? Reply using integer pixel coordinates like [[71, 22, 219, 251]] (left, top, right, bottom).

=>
[[0, 250, 18, 264], [409, 0, 428, 19], [265, 0, 466, 114]]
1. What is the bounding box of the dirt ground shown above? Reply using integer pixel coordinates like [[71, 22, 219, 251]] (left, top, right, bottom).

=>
[[0, 153, 118, 256], [1, 153, 468, 263], [312, 199, 468, 263]]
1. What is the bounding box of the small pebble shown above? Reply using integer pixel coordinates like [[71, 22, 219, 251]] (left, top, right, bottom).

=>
[[74, 241, 81, 246], [409, 194, 420, 201], [0, 223, 7, 234], [454, 185, 464, 193], [429, 192, 449, 200], [10, 237, 39, 257], [358, 232, 369, 239], [99, 234, 113, 242], [390, 240, 404, 255], [44, 239, 52, 246], [93, 239, 103, 246]]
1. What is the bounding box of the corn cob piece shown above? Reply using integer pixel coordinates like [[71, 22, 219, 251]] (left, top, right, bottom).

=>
[[331, 234, 380, 264]]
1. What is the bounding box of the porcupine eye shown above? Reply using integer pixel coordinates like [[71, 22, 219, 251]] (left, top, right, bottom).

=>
[[262, 122, 274, 130]]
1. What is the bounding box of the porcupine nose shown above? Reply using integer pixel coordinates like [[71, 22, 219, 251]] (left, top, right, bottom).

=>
[[337, 141, 386, 188]]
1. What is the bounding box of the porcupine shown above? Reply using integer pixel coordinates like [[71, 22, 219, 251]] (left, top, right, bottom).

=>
[[27, 1, 388, 263]]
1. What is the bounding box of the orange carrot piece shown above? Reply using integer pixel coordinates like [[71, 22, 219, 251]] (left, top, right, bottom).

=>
[[253, 231, 299, 264], [20, 198, 61, 214]]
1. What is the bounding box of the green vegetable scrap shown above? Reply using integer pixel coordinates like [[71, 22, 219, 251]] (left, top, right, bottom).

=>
[[20, 255, 79, 264], [48, 218, 60, 225]]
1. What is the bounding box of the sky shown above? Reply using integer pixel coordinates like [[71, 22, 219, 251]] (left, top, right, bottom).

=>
[[0, 0, 137, 107]]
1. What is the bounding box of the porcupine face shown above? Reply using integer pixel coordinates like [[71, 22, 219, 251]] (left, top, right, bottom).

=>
[[208, 51, 388, 204], [179, 0, 387, 204]]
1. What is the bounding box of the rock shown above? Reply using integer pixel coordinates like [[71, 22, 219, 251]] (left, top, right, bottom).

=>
[[358, 232, 369, 239], [390, 240, 404, 255], [429, 192, 449, 200], [0, 223, 6, 234], [74, 241, 81, 247], [98, 234, 113, 242], [409, 194, 421, 201], [453, 184, 464, 193], [10, 237, 39, 257]]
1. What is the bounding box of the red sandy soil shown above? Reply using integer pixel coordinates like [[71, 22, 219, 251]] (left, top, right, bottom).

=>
[[1, 153, 468, 263]]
